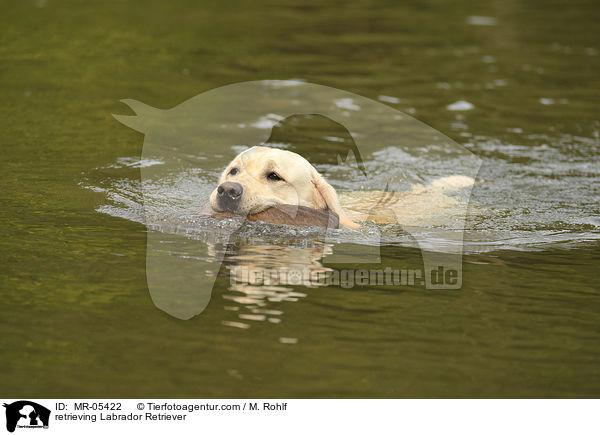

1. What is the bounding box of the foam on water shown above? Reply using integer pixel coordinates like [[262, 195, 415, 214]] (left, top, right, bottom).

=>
[[81, 132, 599, 254]]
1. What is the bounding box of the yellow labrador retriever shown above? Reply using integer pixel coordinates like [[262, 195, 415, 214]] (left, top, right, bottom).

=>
[[209, 146, 475, 229]]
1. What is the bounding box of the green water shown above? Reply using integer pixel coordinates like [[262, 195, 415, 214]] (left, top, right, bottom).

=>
[[1, 0, 599, 397]]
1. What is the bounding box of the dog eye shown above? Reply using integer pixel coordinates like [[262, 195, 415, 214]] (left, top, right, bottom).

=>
[[228, 168, 239, 176], [267, 172, 283, 181]]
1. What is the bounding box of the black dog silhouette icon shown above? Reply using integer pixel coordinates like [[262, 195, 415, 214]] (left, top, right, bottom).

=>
[[3, 401, 50, 432]]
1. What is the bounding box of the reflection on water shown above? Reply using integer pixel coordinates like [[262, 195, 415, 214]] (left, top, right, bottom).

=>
[[221, 241, 332, 329]]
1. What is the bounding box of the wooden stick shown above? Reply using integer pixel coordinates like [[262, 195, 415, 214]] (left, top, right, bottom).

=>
[[205, 204, 339, 229]]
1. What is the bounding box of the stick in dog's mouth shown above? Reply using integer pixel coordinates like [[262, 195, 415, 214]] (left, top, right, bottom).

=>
[[202, 203, 339, 229]]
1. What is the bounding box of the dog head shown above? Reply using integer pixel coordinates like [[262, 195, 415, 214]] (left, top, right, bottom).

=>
[[209, 146, 358, 228]]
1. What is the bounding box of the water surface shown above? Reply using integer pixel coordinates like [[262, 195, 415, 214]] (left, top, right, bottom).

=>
[[1, 0, 599, 397]]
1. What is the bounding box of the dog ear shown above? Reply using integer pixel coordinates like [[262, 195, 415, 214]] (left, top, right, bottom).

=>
[[311, 169, 359, 229]]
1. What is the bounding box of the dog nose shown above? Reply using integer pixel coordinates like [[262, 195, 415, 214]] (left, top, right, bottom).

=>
[[217, 181, 243, 199], [216, 182, 243, 211]]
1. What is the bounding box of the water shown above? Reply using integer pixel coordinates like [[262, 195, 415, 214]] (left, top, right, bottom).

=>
[[1, 0, 599, 397]]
